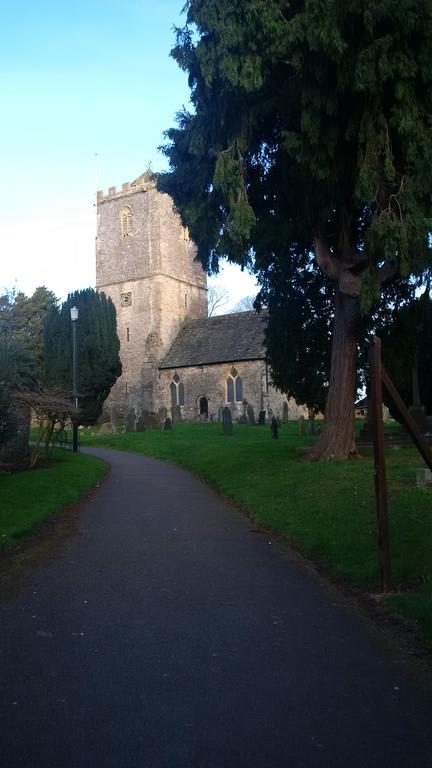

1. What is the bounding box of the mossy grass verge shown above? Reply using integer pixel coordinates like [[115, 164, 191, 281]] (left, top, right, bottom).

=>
[[79, 421, 432, 645], [0, 450, 107, 551]]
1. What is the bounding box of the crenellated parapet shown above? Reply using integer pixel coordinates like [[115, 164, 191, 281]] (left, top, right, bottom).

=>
[[97, 171, 156, 203]]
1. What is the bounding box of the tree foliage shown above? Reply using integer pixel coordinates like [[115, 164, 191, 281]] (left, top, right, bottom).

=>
[[256, 254, 333, 415], [379, 290, 432, 415], [0, 338, 36, 447], [0, 286, 57, 386], [159, 0, 432, 458], [44, 289, 122, 424], [18, 390, 78, 467]]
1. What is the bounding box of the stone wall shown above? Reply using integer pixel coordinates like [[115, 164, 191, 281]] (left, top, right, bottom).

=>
[[158, 360, 306, 422]]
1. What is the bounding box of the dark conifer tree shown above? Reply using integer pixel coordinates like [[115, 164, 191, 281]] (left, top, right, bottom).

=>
[[44, 289, 122, 424], [159, 0, 432, 459], [379, 291, 432, 415]]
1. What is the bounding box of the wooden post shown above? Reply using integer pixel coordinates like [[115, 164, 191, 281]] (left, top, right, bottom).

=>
[[381, 367, 432, 471], [369, 337, 391, 592]]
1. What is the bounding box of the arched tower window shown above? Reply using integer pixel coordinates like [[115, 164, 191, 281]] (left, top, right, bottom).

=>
[[120, 206, 133, 236], [170, 373, 185, 407], [226, 367, 243, 404]]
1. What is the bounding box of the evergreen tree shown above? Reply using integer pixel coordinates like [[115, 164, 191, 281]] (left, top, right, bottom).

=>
[[0, 286, 57, 386], [379, 291, 432, 415], [44, 289, 122, 424], [0, 339, 36, 446], [257, 254, 333, 416], [159, 0, 432, 459]]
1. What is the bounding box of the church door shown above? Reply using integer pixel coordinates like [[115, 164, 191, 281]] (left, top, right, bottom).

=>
[[199, 396, 209, 419]]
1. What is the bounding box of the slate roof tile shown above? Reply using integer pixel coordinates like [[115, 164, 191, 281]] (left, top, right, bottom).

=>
[[159, 311, 266, 369]]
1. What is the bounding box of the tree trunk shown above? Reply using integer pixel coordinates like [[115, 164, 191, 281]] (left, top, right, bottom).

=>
[[310, 289, 360, 460]]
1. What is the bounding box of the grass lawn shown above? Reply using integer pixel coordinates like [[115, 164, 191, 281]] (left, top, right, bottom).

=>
[[0, 450, 107, 551], [79, 421, 432, 645]]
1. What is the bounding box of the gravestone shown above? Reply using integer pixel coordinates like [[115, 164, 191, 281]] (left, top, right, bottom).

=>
[[163, 417, 172, 431], [282, 401, 289, 423], [246, 404, 256, 425], [142, 410, 159, 429], [99, 422, 115, 435], [238, 415, 247, 425], [217, 407, 224, 422], [134, 413, 146, 432], [416, 468, 432, 486], [158, 406, 168, 423], [125, 409, 136, 433], [299, 415, 305, 435], [222, 407, 233, 436], [258, 410, 266, 425], [171, 405, 182, 423], [271, 416, 278, 440]]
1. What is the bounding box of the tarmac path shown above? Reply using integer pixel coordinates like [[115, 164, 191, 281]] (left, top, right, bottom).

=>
[[0, 447, 431, 767]]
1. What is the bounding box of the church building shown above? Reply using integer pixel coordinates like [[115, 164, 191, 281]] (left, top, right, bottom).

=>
[[96, 172, 304, 423]]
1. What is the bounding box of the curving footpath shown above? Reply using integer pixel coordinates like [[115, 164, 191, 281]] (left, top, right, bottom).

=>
[[0, 447, 431, 767]]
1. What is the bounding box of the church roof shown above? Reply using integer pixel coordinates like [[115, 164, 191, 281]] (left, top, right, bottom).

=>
[[159, 311, 267, 369]]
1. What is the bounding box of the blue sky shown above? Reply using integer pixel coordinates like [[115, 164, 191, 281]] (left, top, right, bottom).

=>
[[0, 0, 256, 304]]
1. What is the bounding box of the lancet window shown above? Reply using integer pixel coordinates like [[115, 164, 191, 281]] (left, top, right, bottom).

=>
[[226, 367, 243, 404], [170, 373, 185, 407], [120, 206, 133, 236]]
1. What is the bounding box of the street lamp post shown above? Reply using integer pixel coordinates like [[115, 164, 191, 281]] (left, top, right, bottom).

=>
[[70, 306, 79, 452]]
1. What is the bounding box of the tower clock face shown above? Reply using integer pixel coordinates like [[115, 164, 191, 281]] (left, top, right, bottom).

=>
[[120, 292, 132, 307]]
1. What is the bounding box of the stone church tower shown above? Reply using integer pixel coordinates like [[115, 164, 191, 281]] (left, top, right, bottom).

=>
[[96, 172, 208, 415]]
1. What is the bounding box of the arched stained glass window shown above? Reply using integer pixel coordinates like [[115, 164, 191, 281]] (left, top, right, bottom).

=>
[[235, 376, 243, 402]]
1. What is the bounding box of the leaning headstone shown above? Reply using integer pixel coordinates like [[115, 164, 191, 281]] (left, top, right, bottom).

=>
[[271, 416, 278, 440], [99, 422, 115, 435], [142, 410, 159, 429], [134, 414, 146, 432], [171, 405, 182, 424], [125, 409, 136, 432], [258, 410, 266, 425], [163, 417, 172, 431], [246, 404, 256, 425], [158, 406, 168, 423], [222, 407, 233, 436], [299, 415, 305, 435]]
